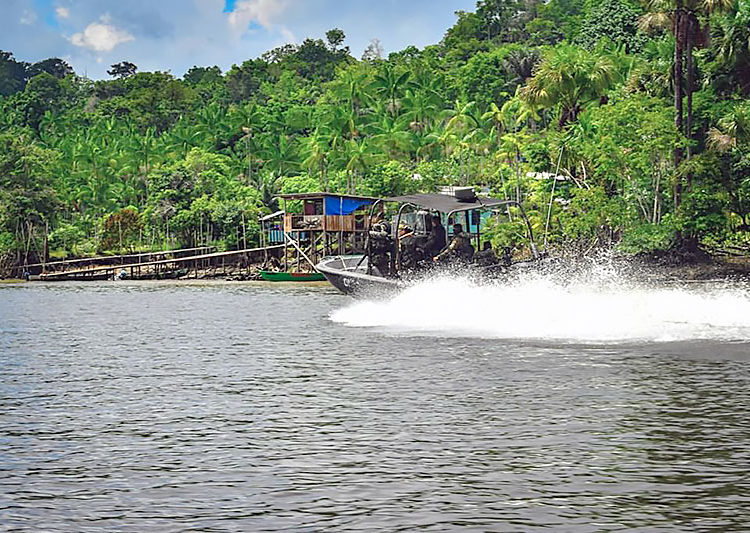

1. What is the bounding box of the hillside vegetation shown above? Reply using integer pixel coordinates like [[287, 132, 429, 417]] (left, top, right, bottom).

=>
[[1, 0, 749, 270]]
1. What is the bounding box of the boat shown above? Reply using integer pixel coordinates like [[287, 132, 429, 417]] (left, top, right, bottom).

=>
[[316, 190, 541, 296], [259, 270, 326, 282], [316, 255, 403, 296]]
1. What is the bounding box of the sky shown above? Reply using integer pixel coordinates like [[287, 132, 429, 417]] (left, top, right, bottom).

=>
[[2, 0, 476, 79]]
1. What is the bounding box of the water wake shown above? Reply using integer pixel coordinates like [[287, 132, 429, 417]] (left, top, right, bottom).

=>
[[330, 262, 750, 343]]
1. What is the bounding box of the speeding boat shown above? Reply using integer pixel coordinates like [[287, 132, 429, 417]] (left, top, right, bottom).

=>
[[316, 190, 540, 296], [316, 254, 402, 295]]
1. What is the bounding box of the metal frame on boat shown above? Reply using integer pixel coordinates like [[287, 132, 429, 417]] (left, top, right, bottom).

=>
[[316, 189, 541, 296]]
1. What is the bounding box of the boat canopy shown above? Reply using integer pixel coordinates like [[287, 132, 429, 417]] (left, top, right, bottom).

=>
[[387, 193, 510, 214]]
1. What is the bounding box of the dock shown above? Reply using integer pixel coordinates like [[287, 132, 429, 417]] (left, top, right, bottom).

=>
[[36, 245, 284, 281], [14, 247, 215, 278]]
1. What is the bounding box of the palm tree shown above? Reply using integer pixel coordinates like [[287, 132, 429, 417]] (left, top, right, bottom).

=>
[[301, 130, 330, 191], [502, 47, 542, 90], [368, 112, 413, 159], [709, 1, 750, 95], [252, 171, 283, 211], [520, 44, 621, 128], [640, 0, 737, 204], [444, 100, 481, 134], [166, 123, 206, 159], [401, 89, 440, 134], [371, 64, 411, 116], [261, 133, 299, 179], [707, 103, 750, 152], [344, 138, 382, 193], [332, 65, 372, 115]]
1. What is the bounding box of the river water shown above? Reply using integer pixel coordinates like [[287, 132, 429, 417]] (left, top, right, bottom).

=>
[[1, 274, 750, 532]]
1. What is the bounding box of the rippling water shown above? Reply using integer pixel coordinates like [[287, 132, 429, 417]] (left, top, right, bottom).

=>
[[1, 280, 749, 532]]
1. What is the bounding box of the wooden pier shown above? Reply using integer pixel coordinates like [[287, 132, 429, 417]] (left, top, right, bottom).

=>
[[14, 246, 215, 278], [37, 245, 284, 281]]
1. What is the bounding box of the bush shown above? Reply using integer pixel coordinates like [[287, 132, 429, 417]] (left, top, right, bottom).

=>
[[100, 208, 143, 251], [619, 217, 677, 254], [48, 223, 85, 254], [676, 186, 730, 240]]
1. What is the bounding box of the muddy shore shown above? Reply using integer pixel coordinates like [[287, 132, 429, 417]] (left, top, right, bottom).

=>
[[4, 253, 750, 283]]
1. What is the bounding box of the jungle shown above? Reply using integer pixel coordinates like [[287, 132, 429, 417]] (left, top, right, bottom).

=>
[[1, 0, 749, 273]]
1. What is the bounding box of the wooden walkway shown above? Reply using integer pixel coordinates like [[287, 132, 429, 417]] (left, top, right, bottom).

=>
[[38, 245, 284, 281], [15, 246, 215, 277]]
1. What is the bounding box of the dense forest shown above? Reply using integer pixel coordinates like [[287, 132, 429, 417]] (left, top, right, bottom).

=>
[[1, 0, 749, 271]]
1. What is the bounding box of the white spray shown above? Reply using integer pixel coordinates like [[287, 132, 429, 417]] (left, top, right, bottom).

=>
[[330, 260, 750, 343]]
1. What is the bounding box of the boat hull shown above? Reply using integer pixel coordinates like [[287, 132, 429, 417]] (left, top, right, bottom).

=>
[[316, 255, 402, 296]]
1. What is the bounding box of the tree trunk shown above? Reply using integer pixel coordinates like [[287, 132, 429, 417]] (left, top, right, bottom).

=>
[[673, 7, 686, 208], [685, 14, 696, 192]]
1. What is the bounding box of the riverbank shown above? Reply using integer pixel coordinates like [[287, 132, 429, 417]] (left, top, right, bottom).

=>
[[4, 249, 750, 283], [632, 253, 750, 281]]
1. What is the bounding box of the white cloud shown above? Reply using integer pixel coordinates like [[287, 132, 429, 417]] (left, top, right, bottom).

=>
[[20, 9, 37, 25], [56, 6, 70, 19], [228, 0, 289, 32], [279, 26, 296, 43], [70, 18, 134, 52]]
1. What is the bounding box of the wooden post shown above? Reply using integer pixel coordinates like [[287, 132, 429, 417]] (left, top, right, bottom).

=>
[[242, 211, 247, 250], [282, 199, 289, 273], [42, 220, 48, 274]]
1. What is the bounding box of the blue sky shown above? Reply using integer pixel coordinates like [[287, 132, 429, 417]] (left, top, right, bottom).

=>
[[3, 0, 476, 79]]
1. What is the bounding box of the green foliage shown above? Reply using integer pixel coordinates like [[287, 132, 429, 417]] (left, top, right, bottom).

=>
[[28, 58, 73, 80], [457, 45, 538, 109], [0, 231, 14, 256], [556, 187, 628, 243], [7, 72, 80, 131], [0, 129, 59, 263], [1, 1, 750, 265], [576, 0, 648, 53], [0, 50, 29, 96], [534, 0, 587, 40], [362, 161, 415, 197], [95, 71, 196, 132], [485, 215, 530, 251], [107, 61, 138, 79], [676, 185, 731, 239], [701, 0, 750, 97], [619, 217, 677, 253], [48, 222, 85, 254], [227, 59, 272, 103], [520, 43, 625, 126]]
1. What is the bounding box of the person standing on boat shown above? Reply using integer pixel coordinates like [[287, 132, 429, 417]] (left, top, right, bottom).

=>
[[434, 224, 474, 263], [424, 215, 446, 258], [398, 224, 421, 272], [369, 212, 393, 276]]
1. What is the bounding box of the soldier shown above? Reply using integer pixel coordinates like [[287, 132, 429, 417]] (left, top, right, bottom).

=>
[[434, 223, 474, 263], [474, 241, 497, 267], [398, 224, 422, 273], [424, 214, 446, 258], [369, 212, 392, 276]]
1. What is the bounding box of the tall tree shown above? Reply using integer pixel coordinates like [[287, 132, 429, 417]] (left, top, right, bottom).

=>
[[0, 51, 29, 96], [640, 0, 736, 206], [28, 58, 74, 79], [325, 28, 347, 52], [107, 61, 138, 79]]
